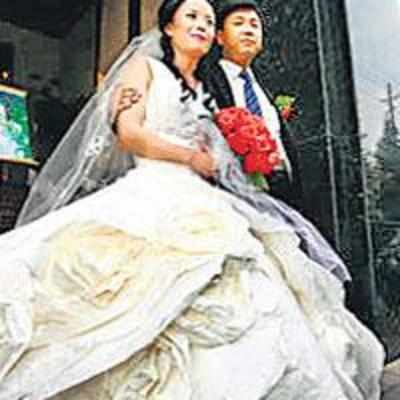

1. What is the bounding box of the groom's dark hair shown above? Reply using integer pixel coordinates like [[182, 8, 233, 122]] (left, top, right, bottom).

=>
[[216, 0, 265, 30]]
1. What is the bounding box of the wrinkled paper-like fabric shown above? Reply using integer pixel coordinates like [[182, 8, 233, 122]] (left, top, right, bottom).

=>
[[0, 221, 384, 400]]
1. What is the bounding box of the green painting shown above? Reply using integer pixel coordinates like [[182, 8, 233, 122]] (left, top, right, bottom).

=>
[[0, 84, 34, 162]]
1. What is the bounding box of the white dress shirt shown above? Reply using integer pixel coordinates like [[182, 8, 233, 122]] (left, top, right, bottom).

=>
[[219, 59, 292, 176]]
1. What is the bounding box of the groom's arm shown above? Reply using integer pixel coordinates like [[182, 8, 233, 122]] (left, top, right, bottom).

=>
[[110, 86, 142, 133]]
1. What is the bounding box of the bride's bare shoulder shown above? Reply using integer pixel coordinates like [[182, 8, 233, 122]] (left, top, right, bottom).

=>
[[118, 56, 153, 90]]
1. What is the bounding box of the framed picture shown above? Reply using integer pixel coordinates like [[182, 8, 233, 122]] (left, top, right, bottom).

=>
[[0, 83, 36, 164]]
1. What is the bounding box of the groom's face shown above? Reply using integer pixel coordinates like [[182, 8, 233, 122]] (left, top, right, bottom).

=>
[[217, 7, 263, 67]]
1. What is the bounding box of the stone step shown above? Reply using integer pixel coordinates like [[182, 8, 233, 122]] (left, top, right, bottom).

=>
[[382, 360, 400, 400]]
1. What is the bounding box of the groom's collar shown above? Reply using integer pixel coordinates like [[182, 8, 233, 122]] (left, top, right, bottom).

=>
[[219, 59, 256, 82]]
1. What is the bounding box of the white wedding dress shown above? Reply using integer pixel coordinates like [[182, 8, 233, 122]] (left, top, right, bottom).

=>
[[0, 58, 384, 400]]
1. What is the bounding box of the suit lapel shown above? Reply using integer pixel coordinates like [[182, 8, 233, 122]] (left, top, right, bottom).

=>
[[203, 63, 235, 109]]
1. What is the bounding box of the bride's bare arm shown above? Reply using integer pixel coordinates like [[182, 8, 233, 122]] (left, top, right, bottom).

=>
[[114, 58, 216, 178]]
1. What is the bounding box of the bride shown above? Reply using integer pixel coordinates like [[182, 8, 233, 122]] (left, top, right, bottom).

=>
[[0, 0, 384, 399]]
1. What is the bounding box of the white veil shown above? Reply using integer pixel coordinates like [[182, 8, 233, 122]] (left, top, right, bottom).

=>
[[16, 30, 163, 225]]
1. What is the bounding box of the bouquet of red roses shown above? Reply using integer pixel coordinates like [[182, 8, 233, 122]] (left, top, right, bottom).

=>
[[215, 107, 282, 188]]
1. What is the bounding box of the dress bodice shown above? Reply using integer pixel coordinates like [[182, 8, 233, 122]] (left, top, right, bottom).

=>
[[143, 58, 211, 150]]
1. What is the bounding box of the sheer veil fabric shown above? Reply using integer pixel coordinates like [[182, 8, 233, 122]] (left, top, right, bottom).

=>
[[17, 30, 164, 226]]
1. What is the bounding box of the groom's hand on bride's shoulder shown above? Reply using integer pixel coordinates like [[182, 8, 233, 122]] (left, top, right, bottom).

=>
[[111, 86, 142, 133]]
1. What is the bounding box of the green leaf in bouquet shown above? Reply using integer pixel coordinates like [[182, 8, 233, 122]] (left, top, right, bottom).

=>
[[248, 172, 269, 190]]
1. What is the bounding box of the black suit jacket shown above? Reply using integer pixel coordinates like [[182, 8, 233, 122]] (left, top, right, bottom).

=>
[[200, 62, 304, 211]]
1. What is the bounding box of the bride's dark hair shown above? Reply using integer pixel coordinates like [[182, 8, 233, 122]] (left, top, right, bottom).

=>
[[158, 0, 186, 36], [158, 0, 189, 67]]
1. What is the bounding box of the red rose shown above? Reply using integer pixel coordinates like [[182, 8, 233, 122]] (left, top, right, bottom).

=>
[[224, 126, 238, 138], [267, 152, 282, 169], [253, 137, 270, 153], [235, 107, 252, 121], [227, 133, 250, 155], [237, 123, 259, 141], [256, 136, 278, 153], [244, 152, 270, 174], [252, 115, 266, 133], [216, 113, 236, 135]]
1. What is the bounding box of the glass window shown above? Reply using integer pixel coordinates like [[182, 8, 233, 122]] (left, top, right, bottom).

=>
[[346, 0, 400, 361]]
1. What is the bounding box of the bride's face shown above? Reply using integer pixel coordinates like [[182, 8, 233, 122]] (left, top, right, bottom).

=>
[[165, 0, 216, 58]]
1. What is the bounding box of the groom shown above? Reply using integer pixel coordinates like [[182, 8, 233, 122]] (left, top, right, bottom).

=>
[[201, 0, 303, 210]]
